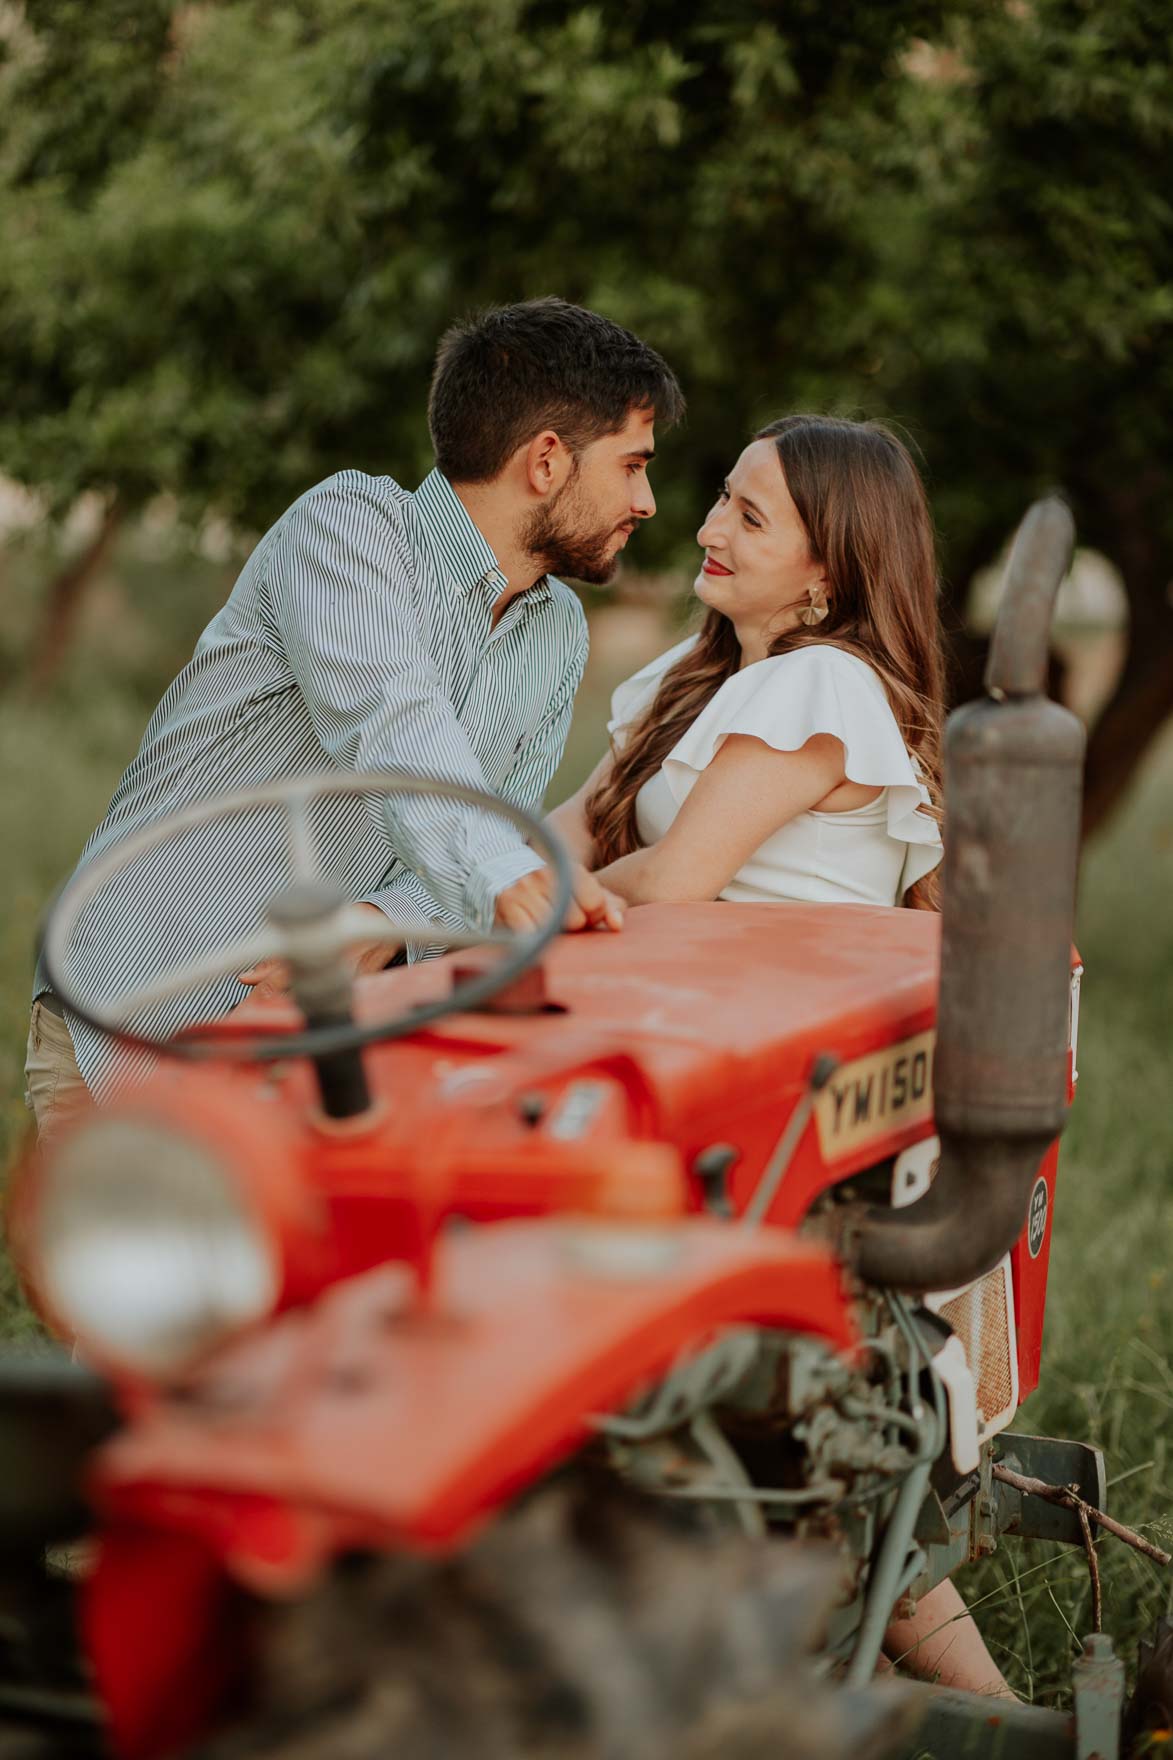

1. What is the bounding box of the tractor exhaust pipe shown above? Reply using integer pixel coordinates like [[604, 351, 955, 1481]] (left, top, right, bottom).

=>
[[844, 498, 1085, 1293]]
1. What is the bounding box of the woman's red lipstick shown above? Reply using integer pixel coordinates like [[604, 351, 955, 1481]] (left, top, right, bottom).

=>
[[702, 557, 733, 576]]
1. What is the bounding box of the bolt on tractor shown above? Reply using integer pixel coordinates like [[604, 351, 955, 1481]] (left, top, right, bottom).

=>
[[3, 500, 1171, 1760]]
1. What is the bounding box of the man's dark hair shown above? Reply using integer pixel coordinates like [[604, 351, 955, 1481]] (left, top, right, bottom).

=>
[[428, 297, 685, 483]]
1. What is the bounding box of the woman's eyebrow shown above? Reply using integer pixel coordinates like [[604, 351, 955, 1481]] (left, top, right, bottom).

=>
[[730, 483, 768, 521]]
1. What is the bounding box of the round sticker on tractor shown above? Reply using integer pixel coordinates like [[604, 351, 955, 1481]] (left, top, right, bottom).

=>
[[1027, 1176, 1049, 1258]]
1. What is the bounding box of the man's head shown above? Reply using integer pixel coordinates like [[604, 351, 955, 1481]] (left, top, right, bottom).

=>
[[428, 298, 684, 583]]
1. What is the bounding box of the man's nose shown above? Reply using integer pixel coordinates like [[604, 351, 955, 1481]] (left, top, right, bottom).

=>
[[632, 476, 656, 518]]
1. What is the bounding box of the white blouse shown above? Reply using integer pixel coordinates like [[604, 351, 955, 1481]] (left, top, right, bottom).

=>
[[608, 636, 943, 908]]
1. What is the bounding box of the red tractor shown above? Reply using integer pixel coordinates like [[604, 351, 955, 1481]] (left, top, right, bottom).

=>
[[2, 501, 1165, 1759]]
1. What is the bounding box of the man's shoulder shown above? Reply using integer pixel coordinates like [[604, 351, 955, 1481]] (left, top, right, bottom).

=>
[[290, 469, 412, 525], [254, 471, 417, 587]]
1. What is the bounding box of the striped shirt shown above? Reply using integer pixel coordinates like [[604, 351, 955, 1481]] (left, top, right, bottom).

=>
[[38, 468, 588, 1092]]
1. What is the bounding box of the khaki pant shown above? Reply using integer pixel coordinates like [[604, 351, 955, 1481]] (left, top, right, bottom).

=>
[[25, 1002, 91, 1139]]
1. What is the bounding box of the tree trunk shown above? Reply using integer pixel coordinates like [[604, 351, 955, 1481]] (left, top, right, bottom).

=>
[[1075, 473, 1173, 840], [24, 499, 122, 691], [944, 491, 1173, 841], [1081, 614, 1173, 838]]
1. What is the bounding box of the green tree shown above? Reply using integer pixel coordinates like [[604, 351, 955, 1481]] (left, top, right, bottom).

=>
[[1, 0, 1169, 824], [863, 1, 1173, 830]]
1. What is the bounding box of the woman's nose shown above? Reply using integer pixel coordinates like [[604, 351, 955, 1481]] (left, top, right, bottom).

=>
[[697, 504, 725, 548]]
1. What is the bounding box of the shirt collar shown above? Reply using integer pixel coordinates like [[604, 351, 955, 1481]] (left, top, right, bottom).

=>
[[407, 467, 552, 607]]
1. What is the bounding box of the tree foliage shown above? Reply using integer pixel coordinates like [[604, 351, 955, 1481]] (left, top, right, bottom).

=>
[[1, 0, 1170, 818]]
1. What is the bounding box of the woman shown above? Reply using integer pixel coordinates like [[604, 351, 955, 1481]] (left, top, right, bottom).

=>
[[548, 414, 1014, 1700], [548, 413, 944, 914]]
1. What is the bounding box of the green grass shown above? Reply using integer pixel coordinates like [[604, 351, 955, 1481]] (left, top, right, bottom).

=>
[[1, 540, 1170, 1700]]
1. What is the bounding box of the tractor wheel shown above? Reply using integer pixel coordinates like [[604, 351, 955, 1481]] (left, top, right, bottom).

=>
[[189, 1465, 920, 1760], [0, 1557, 103, 1760]]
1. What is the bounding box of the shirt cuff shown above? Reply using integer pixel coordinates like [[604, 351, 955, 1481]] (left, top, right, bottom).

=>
[[462, 846, 546, 932], [359, 886, 442, 943]]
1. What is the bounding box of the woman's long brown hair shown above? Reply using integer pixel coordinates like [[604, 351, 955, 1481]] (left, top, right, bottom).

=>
[[584, 415, 946, 908]]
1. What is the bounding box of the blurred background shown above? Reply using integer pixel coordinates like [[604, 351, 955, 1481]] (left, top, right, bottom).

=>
[[0, 0, 1170, 1705]]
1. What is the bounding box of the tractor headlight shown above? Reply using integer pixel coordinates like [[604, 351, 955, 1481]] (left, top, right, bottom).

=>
[[32, 1115, 279, 1378]]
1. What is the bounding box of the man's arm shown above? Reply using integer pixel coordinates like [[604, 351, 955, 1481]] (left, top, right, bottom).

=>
[[499, 624, 622, 933], [263, 481, 542, 929]]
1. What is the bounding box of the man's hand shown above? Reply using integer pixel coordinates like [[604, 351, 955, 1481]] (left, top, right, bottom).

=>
[[494, 863, 624, 936], [238, 902, 400, 1000]]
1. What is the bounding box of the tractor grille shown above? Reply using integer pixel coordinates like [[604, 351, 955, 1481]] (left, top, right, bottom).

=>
[[930, 1258, 1018, 1438], [890, 1138, 1021, 1439]]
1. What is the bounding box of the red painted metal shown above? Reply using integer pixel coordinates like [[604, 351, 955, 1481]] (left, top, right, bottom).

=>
[[1010, 1138, 1060, 1398], [82, 1213, 858, 1757], [90, 1218, 859, 1563], [14, 899, 1079, 1757], [82, 1524, 251, 1760], [191, 900, 945, 1261]]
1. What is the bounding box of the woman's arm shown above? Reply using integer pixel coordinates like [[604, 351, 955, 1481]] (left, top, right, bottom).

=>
[[595, 733, 848, 904], [542, 750, 614, 868]]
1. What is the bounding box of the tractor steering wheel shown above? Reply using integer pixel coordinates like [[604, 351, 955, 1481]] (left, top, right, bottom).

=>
[[39, 770, 573, 1067]]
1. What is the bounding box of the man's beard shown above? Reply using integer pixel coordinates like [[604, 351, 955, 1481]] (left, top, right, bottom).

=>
[[522, 471, 631, 585]]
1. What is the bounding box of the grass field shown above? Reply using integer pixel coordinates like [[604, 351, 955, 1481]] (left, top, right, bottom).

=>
[[1, 539, 1170, 1705]]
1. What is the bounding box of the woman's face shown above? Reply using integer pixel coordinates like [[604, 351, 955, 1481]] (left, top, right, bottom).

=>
[[694, 439, 825, 652]]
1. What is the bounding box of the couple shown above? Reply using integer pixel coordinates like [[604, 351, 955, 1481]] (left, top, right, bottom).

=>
[[28, 296, 942, 1129]]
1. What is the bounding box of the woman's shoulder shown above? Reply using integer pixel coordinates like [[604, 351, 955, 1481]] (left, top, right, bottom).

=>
[[705, 642, 888, 720], [745, 642, 886, 688], [670, 639, 914, 787]]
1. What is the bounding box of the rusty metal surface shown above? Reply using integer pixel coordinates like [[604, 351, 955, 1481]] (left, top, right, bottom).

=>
[[994, 1433, 1107, 1546], [895, 1683, 1075, 1759], [985, 498, 1076, 697], [845, 499, 1085, 1292]]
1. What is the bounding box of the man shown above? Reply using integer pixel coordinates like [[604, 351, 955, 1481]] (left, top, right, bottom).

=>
[[27, 297, 684, 1131]]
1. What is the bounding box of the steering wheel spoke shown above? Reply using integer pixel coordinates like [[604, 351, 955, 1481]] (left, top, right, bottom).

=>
[[285, 786, 324, 883], [395, 923, 518, 951]]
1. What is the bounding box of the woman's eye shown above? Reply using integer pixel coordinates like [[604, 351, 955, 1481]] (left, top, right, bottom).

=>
[[717, 485, 730, 501], [742, 510, 761, 529]]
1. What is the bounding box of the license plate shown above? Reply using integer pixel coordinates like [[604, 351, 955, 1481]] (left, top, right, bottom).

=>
[[814, 1030, 935, 1159]]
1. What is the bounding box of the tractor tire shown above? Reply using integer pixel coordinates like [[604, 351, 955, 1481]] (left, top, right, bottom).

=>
[[188, 1465, 921, 1760]]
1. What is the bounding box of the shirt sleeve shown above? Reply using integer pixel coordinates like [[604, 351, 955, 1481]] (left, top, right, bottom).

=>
[[262, 480, 542, 930], [662, 646, 943, 886], [360, 865, 459, 963], [501, 616, 589, 811]]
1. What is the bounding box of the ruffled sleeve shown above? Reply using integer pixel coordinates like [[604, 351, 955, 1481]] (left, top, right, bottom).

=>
[[607, 634, 698, 752], [661, 645, 942, 893]]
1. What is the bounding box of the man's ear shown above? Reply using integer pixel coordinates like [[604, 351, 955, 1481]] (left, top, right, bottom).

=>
[[523, 430, 576, 498]]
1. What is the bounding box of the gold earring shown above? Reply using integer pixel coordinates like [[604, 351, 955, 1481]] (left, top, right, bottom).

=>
[[798, 583, 828, 626]]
